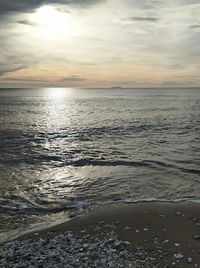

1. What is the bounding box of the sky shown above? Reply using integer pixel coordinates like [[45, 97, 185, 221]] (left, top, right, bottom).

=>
[[0, 0, 200, 88]]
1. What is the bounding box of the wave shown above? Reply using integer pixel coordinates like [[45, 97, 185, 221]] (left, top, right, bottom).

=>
[[1, 193, 200, 218], [1, 154, 200, 176], [0, 120, 177, 144], [1, 196, 200, 245], [39, 158, 200, 175], [0, 195, 89, 216]]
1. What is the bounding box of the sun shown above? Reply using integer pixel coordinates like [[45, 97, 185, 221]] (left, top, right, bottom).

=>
[[32, 5, 82, 40]]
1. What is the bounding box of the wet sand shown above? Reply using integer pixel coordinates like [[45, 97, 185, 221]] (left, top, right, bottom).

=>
[[19, 202, 200, 267]]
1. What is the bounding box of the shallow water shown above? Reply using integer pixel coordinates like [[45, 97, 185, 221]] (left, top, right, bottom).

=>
[[0, 87, 200, 241]]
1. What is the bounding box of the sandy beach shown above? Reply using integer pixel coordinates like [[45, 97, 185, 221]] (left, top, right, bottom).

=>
[[1, 201, 199, 267]]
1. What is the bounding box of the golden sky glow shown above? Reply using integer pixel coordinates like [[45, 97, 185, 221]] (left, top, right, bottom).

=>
[[0, 0, 200, 88]]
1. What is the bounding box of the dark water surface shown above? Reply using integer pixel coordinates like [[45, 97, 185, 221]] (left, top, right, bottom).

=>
[[0, 87, 200, 241]]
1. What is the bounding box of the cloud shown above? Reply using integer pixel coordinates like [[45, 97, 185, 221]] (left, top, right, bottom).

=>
[[0, 0, 104, 14], [122, 0, 163, 10], [17, 19, 37, 26], [190, 24, 200, 29], [160, 78, 200, 87], [1, 0, 200, 87], [1, 77, 47, 83], [122, 16, 160, 22], [0, 66, 26, 76], [61, 75, 87, 82]]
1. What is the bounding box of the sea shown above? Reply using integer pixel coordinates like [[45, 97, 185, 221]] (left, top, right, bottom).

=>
[[0, 87, 200, 242]]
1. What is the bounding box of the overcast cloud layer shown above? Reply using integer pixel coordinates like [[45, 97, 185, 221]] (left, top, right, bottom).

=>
[[0, 0, 104, 13], [0, 0, 200, 87]]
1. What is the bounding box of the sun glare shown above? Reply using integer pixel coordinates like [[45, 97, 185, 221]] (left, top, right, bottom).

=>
[[47, 88, 68, 99], [33, 5, 82, 40]]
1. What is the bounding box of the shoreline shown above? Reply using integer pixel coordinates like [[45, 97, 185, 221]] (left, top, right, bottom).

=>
[[1, 201, 200, 267], [4, 198, 200, 242]]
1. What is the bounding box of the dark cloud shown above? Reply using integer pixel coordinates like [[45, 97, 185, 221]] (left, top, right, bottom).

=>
[[1, 77, 47, 82], [0, 66, 25, 76], [18, 19, 37, 26], [0, 0, 41, 13], [62, 75, 87, 82], [190, 25, 200, 29], [0, 0, 104, 14], [123, 16, 159, 22], [125, 0, 163, 10], [160, 79, 200, 87], [177, 0, 200, 5]]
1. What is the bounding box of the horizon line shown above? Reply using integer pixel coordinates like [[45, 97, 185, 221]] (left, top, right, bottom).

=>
[[0, 86, 200, 90]]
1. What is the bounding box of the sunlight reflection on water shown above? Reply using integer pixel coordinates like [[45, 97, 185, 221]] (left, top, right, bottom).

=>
[[46, 88, 72, 99], [0, 87, 200, 241]]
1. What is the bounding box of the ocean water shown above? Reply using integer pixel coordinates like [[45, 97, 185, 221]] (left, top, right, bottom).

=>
[[0, 87, 200, 242]]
